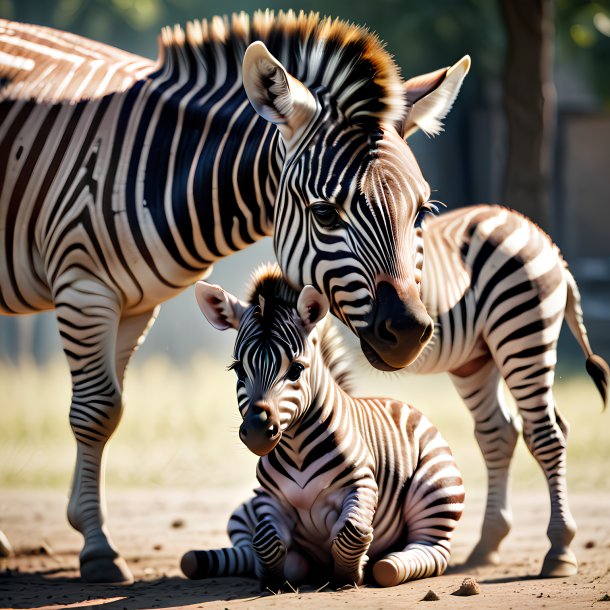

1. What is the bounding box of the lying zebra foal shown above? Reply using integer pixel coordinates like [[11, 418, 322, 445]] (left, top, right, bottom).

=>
[[182, 266, 465, 588]]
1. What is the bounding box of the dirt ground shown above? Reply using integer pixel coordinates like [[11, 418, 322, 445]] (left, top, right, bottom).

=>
[[0, 487, 609, 610]]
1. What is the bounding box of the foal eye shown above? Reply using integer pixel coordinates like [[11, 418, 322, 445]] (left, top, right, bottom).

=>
[[311, 204, 341, 229], [231, 362, 247, 382], [286, 362, 304, 382]]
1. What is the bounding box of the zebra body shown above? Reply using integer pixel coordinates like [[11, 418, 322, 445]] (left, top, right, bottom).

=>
[[0, 13, 471, 582], [407, 204, 608, 577], [186, 266, 464, 587]]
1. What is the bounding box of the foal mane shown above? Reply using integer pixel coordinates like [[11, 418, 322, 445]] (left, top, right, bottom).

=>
[[246, 263, 353, 392]]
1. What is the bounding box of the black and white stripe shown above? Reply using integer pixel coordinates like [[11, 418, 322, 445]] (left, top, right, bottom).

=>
[[403, 204, 609, 577], [187, 266, 465, 587], [0, 12, 471, 583]]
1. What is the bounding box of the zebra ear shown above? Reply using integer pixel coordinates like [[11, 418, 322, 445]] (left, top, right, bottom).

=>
[[297, 285, 329, 333], [195, 281, 248, 331], [243, 41, 318, 145], [402, 55, 471, 138]]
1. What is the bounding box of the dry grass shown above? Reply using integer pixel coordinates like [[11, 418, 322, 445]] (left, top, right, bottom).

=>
[[0, 354, 608, 494]]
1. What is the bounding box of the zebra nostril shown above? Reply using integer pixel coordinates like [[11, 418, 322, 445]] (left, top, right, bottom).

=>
[[375, 318, 396, 345], [266, 424, 279, 438]]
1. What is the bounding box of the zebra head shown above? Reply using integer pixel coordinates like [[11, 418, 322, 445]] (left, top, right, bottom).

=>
[[242, 41, 470, 371], [195, 267, 330, 457]]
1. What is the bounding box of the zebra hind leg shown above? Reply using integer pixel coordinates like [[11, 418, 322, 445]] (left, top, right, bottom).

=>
[[518, 390, 577, 577], [373, 541, 450, 587], [449, 359, 520, 567], [181, 500, 257, 579]]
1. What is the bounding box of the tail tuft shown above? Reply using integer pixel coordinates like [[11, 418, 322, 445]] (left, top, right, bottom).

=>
[[586, 354, 609, 411]]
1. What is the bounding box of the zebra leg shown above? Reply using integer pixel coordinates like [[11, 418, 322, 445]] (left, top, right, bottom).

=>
[[509, 382, 577, 577], [373, 542, 451, 586], [251, 515, 291, 589], [330, 487, 376, 586], [181, 499, 257, 579], [59, 281, 152, 583], [449, 358, 520, 567]]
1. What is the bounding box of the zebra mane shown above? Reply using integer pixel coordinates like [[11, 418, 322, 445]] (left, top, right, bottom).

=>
[[246, 263, 354, 392], [158, 10, 406, 126]]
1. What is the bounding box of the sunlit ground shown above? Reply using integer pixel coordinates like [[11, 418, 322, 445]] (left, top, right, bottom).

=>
[[0, 352, 608, 496]]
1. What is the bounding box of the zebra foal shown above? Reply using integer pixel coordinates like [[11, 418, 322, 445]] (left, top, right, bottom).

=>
[[182, 265, 465, 587]]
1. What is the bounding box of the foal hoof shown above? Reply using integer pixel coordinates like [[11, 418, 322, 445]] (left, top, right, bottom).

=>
[[81, 555, 134, 584], [373, 558, 402, 587], [540, 550, 578, 578]]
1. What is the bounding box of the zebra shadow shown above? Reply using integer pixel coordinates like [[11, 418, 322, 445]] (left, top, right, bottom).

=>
[[0, 570, 266, 609]]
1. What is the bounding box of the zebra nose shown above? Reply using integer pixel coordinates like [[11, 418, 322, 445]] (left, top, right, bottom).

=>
[[360, 281, 433, 370], [239, 403, 281, 456]]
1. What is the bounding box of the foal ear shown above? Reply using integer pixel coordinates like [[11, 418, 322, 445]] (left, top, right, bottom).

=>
[[195, 281, 248, 331], [297, 285, 329, 333], [243, 41, 318, 146], [402, 55, 471, 138]]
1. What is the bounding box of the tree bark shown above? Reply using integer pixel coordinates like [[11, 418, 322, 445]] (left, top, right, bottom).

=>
[[501, 0, 555, 230]]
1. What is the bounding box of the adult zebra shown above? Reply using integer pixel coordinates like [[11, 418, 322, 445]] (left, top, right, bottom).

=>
[[0, 13, 470, 582], [402, 204, 609, 577], [185, 265, 465, 588]]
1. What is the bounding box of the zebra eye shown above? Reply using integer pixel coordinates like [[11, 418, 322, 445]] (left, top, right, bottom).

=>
[[286, 362, 304, 382], [230, 362, 247, 382], [311, 204, 341, 229], [414, 208, 428, 228]]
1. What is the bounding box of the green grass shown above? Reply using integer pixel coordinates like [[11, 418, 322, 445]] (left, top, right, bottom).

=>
[[0, 354, 608, 494]]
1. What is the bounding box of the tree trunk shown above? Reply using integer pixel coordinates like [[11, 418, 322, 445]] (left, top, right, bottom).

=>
[[500, 0, 555, 231]]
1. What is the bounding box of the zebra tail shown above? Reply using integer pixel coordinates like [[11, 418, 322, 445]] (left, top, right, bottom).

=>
[[181, 546, 255, 579], [564, 267, 609, 409]]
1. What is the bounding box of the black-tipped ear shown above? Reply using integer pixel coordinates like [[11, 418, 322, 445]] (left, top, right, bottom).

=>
[[402, 55, 471, 138], [296, 285, 329, 333], [242, 41, 318, 146], [194, 281, 248, 331]]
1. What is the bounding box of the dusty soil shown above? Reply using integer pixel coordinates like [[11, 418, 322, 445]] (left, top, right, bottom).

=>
[[0, 487, 609, 609]]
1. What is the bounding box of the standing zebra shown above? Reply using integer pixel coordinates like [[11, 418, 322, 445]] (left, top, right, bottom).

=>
[[183, 265, 465, 587], [0, 13, 470, 582], [400, 204, 609, 577]]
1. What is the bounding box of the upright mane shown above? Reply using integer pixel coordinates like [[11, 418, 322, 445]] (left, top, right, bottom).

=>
[[158, 10, 406, 126], [247, 263, 353, 392]]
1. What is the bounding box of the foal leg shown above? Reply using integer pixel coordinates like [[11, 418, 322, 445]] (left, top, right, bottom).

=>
[[450, 357, 520, 566], [181, 499, 257, 579], [504, 359, 577, 576]]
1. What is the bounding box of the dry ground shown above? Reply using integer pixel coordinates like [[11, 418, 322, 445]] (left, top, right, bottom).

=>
[[1, 358, 609, 609], [0, 488, 609, 609]]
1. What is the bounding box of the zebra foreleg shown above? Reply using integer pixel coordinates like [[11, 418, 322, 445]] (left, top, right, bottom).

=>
[[449, 360, 520, 567], [57, 280, 135, 583], [251, 515, 293, 590], [330, 486, 376, 586]]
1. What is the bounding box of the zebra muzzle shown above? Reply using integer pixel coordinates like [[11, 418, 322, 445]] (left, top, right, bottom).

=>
[[359, 281, 433, 370], [239, 404, 281, 456]]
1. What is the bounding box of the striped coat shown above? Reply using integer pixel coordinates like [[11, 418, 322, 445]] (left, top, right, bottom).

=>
[[185, 266, 465, 587]]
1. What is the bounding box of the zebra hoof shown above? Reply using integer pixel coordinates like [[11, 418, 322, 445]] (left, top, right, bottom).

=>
[[540, 550, 578, 577], [181, 551, 198, 579], [464, 545, 501, 568], [80, 555, 134, 584], [373, 558, 402, 587]]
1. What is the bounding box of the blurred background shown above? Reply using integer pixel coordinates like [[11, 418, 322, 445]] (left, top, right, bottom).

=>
[[0, 1, 608, 496]]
